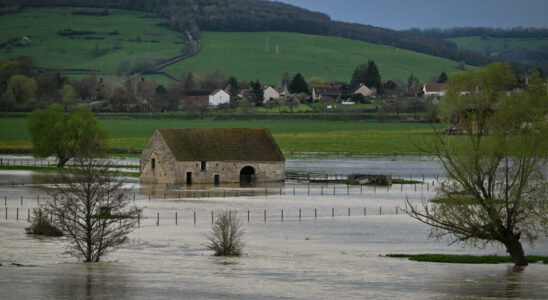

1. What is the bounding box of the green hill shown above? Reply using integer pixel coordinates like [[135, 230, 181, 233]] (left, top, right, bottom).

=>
[[448, 36, 548, 52], [1, 7, 467, 84], [0, 7, 184, 73], [161, 31, 465, 84]]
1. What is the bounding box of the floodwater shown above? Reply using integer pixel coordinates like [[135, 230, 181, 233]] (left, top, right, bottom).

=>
[[1, 156, 547, 299]]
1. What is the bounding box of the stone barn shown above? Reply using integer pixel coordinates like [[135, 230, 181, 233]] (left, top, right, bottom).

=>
[[140, 128, 285, 184]]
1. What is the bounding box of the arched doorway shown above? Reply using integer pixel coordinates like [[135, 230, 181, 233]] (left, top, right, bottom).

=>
[[240, 166, 256, 183]]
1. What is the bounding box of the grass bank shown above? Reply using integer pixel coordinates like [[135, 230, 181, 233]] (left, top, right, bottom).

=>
[[386, 254, 548, 264], [0, 118, 438, 155]]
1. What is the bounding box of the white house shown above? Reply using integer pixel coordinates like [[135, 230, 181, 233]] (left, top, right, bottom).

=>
[[353, 84, 375, 97], [263, 86, 280, 103], [423, 82, 446, 97], [208, 89, 230, 106]]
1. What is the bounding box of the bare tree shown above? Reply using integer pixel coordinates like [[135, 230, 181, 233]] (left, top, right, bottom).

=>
[[44, 158, 141, 262], [206, 211, 245, 256], [405, 63, 548, 266]]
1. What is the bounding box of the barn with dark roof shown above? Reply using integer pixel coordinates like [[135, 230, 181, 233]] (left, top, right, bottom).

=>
[[140, 128, 285, 184]]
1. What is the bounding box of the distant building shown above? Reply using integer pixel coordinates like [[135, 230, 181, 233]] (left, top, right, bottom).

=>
[[353, 84, 376, 97], [263, 86, 281, 103], [179, 90, 210, 110], [208, 89, 230, 106], [423, 82, 446, 98], [140, 128, 286, 184], [312, 86, 341, 101]]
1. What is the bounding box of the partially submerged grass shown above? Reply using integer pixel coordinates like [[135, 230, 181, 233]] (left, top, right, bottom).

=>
[[386, 254, 548, 264]]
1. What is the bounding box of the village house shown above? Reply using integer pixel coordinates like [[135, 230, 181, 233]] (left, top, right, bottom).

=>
[[208, 89, 230, 106], [423, 82, 446, 98], [179, 90, 210, 110], [353, 84, 376, 97], [312, 86, 341, 101], [140, 128, 285, 184], [263, 86, 280, 103]]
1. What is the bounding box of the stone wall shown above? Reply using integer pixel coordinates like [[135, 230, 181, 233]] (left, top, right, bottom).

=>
[[140, 131, 176, 183], [173, 161, 285, 184]]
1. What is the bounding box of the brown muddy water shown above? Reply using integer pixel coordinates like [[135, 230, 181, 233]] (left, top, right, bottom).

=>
[[0, 157, 547, 299]]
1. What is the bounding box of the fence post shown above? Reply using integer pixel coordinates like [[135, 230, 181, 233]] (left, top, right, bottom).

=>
[[149, 194, 151, 201], [157, 212, 159, 226], [281, 209, 283, 222], [396, 207, 398, 214], [379, 206, 382, 215], [194, 211, 196, 224], [332, 208, 334, 218], [211, 211, 214, 224], [137, 214, 140, 227], [5, 207, 7, 219], [20, 195, 23, 206], [414, 184, 417, 192], [293, 187, 295, 196], [16, 208, 18, 220], [279, 188, 282, 196], [264, 210, 266, 222], [321, 186, 323, 195], [333, 186, 335, 195], [360, 185, 362, 194], [299, 208, 301, 221], [308, 185, 310, 196], [364, 207, 366, 215], [4, 196, 6, 206], [347, 185, 349, 195], [27, 208, 30, 221], [175, 211, 178, 225], [314, 208, 317, 219], [247, 210, 250, 222], [37, 195, 40, 205]]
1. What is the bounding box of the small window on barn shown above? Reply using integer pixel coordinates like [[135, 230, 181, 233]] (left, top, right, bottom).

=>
[[151, 158, 155, 170], [201, 161, 206, 171]]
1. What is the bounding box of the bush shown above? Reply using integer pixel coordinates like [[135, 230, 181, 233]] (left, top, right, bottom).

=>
[[206, 211, 245, 256], [25, 208, 63, 236]]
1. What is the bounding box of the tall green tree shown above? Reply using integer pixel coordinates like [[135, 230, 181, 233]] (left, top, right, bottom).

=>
[[4, 74, 36, 109], [249, 80, 263, 106], [28, 105, 108, 167], [288, 73, 308, 94], [406, 63, 548, 266], [350, 60, 381, 91], [437, 71, 448, 83]]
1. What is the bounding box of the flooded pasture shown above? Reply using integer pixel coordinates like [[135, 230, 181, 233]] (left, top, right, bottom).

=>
[[0, 156, 547, 299]]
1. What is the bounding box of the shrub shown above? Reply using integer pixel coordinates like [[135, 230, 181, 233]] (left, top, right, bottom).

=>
[[206, 211, 245, 256], [25, 208, 63, 236]]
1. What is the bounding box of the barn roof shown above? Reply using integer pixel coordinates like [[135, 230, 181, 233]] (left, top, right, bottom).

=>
[[156, 128, 285, 162]]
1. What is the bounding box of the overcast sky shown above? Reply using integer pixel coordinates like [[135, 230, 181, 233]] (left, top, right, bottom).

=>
[[275, 0, 548, 30]]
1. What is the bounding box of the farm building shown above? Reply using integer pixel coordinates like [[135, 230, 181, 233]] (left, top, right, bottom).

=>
[[140, 128, 285, 184], [423, 82, 446, 97], [208, 89, 230, 106]]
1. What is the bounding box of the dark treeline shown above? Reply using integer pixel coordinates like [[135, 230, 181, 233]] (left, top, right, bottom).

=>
[[0, 0, 490, 66], [405, 26, 548, 39]]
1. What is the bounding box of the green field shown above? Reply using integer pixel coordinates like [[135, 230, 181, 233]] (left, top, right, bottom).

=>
[[0, 118, 436, 155], [1, 7, 466, 84], [0, 7, 184, 73], [448, 36, 548, 52], [163, 31, 465, 83]]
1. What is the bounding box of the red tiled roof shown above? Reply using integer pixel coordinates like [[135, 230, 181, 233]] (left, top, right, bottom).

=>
[[424, 82, 446, 92]]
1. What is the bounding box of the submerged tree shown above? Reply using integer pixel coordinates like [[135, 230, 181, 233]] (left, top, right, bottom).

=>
[[406, 63, 548, 266], [206, 211, 245, 256], [45, 158, 141, 262]]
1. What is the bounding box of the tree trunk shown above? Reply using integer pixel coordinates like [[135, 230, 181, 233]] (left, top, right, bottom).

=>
[[504, 235, 528, 266], [57, 156, 70, 168]]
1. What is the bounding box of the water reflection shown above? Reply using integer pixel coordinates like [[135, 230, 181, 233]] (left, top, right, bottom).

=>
[[140, 181, 286, 199], [47, 264, 133, 300]]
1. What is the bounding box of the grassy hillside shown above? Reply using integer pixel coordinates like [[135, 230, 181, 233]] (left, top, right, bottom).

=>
[[0, 118, 435, 154], [448, 36, 548, 52], [1, 7, 467, 84], [162, 31, 465, 84], [0, 7, 184, 73]]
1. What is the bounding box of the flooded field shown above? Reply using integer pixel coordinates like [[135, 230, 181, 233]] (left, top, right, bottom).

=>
[[1, 157, 547, 299]]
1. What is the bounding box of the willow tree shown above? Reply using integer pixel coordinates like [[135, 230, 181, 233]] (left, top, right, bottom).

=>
[[407, 63, 548, 266]]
